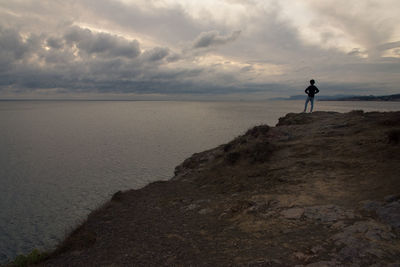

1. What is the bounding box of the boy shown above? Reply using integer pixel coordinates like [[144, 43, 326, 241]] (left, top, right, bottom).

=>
[[304, 79, 319, 113]]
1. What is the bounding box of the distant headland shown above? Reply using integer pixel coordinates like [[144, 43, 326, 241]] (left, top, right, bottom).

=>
[[271, 93, 400, 101]]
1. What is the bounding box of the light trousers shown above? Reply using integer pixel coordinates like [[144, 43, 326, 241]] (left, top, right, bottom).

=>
[[304, 96, 315, 112]]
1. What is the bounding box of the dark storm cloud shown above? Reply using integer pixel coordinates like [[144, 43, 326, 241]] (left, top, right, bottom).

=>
[[142, 47, 170, 62], [64, 26, 141, 58], [193, 31, 241, 49], [0, 13, 247, 97], [0, 23, 217, 95], [347, 48, 363, 57], [46, 37, 64, 50], [0, 26, 31, 62]]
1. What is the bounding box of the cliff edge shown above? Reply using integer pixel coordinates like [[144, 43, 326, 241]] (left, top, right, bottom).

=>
[[37, 111, 400, 266]]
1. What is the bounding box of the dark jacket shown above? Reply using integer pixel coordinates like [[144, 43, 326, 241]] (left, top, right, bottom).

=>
[[305, 85, 319, 97]]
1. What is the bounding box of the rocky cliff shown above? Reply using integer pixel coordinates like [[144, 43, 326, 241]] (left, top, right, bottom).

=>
[[36, 111, 400, 266]]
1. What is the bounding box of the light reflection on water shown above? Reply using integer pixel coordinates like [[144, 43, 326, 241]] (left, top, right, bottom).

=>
[[0, 100, 399, 262]]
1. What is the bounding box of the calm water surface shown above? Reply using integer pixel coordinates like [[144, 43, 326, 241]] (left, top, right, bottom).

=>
[[1, 100, 399, 262]]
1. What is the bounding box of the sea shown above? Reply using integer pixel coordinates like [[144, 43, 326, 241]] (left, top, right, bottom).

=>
[[1, 100, 400, 263]]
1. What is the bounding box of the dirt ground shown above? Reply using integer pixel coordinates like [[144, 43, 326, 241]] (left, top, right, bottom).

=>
[[33, 111, 400, 266]]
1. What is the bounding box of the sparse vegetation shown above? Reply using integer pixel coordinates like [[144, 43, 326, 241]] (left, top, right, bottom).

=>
[[244, 125, 270, 138], [54, 226, 97, 255], [9, 249, 48, 267]]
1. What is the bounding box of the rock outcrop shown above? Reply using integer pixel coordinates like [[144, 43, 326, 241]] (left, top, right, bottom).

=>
[[36, 111, 400, 266]]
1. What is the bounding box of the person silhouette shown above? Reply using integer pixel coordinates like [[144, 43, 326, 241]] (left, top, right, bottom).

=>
[[304, 79, 319, 113]]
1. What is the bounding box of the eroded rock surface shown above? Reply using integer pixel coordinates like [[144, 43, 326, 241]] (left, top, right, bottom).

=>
[[36, 111, 400, 266]]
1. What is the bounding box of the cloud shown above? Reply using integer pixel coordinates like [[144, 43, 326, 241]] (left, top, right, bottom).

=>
[[0, 24, 218, 95], [142, 47, 170, 62], [192, 30, 241, 49], [64, 26, 141, 58], [46, 37, 64, 50], [74, 0, 204, 47], [0, 0, 399, 98], [377, 41, 400, 51], [304, 0, 400, 57], [347, 48, 366, 57], [0, 26, 31, 62]]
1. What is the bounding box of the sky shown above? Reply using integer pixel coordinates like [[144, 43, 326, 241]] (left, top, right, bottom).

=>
[[0, 0, 399, 99]]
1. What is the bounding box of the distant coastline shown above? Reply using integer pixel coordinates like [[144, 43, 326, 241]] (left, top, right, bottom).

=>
[[271, 93, 400, 102]]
